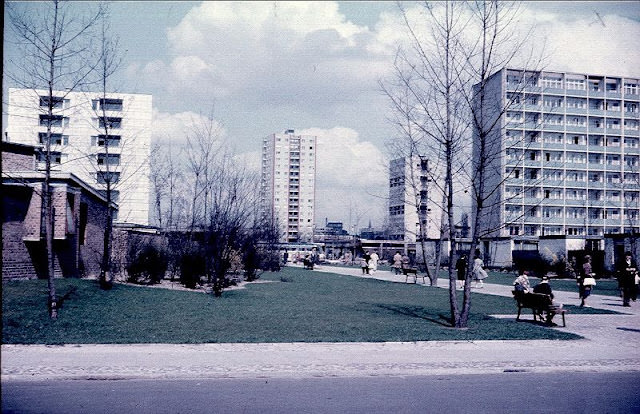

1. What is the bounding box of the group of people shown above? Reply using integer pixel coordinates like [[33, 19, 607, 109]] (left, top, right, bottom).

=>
[[455, 253, 489, 289], [515, 251, 639, 309], [391, 251, 411, 275], [360, 250, 380, 275]]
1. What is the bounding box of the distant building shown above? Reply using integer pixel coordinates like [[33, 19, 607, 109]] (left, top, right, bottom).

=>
[[260, 129, 317, 243], [388, 155, 441, 242], [2, 141, 114, 279], [472, 68, 640, 263], [6, 88, 153, 225]]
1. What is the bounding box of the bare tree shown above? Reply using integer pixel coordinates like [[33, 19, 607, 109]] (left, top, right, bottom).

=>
[[383, 1, 538, 327], [382, 0, 470, 303], [461, 0, 541, 327], [6, 0, 104, 318], [90, 11, 123, 289]]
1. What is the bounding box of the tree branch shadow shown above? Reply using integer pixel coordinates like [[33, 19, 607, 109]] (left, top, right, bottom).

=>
[[374, 304, 452, 327]]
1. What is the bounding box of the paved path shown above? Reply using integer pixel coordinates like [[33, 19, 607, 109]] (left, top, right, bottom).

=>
[[3, 265, 640, 381]]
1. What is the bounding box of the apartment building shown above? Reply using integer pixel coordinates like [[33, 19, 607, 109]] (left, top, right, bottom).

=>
[[388, 155, 441, 242], [473, 69, 640, 251], [6, 88, 153, 225], [261, 130, 317, 243]]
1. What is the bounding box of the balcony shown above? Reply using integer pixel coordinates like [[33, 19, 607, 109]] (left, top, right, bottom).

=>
[[567, 89, 588, 97], [565, 107, 588, 116], [543, 142, 564, 150], [565, 125, 588, 133]]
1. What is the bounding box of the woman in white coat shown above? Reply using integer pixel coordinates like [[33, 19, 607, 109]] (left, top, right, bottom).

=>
[[369, 251, 379, 274], [472, 255, 488, 288]]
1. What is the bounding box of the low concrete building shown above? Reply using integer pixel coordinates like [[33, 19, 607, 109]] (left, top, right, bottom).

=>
[[2, 141, 114, 279]]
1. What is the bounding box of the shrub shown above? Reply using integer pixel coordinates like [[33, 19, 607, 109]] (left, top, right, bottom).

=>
[[179, 251, 206, 289], [126, 244, 168, 285]]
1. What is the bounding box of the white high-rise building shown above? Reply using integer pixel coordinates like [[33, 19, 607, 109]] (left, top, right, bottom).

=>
[[261, 130, 317, 243], [388, 155, 441, 242], [6, 88, 153, 225], [473, 68, 640, 249]]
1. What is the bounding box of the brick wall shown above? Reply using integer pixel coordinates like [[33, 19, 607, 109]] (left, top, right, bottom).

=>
[[77, 192, 108, 278], [2, 149, 36, 171], [2, 182, 109, 280], [2, 186, 44, 279]]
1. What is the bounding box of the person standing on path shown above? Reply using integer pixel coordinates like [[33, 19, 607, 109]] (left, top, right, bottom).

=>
[[578, 255, 595, 307], [618, 251, 638, 307], [456, 255, 467, 289], [392, 251, 403, 275], [361, 251, 371, 275]]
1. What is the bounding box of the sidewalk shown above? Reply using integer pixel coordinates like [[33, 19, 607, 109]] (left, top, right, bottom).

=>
[[2, 265, 640, 381]]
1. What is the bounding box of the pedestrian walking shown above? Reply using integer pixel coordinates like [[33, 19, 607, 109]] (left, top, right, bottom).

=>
[[578, 255, 596, 307], [617, 251, 638, 307], [472, 254, 488, 288], [456, 255, 467, 289], [369, 251, 379, 275]]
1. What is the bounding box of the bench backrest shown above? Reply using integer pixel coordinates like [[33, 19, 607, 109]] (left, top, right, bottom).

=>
[[513, 291, 552, 309]]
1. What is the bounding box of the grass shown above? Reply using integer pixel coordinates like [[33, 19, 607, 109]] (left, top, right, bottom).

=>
[[1, 267, 597, 344]]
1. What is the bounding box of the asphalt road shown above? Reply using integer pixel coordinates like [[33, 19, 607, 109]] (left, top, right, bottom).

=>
[[3, 371, 640, 414]]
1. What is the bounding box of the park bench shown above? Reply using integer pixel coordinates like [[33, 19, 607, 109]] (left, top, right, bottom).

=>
[[402, 266, 425, 284], [512, 290, 566, 327]]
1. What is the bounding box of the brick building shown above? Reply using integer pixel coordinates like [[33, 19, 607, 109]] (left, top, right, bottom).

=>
[[2, 141, 114, 279]]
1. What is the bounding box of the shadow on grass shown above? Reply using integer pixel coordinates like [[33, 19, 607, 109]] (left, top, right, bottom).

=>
[[56, 286, 78, 309], [374, 304, 452, 327]]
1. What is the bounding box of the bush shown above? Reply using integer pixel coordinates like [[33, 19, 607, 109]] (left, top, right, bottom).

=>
[[126, 245, 168, 285], [180, 251, 206, 289]]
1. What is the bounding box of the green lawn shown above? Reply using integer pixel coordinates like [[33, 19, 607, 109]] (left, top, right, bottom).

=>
[[2, 267, 596, 344]]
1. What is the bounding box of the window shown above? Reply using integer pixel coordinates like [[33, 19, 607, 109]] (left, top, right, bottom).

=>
[[39, 96, 65, 108], [625, 138, 639, 148], [566, 78, 586, 90], [624, 81, 638, 95], [544, 97, 563, 108], [98, 117, 122, 129], [99, 98, 123, 111], [97, 171, 120, 184], [625, 102, 638, 113], [541, 74, 562, 88], [39, 114, 68, 127], [566, 98, 586, 108], [38, 132, 68, 145], [605, 80, 619, 92], [37, 151, 63, 164], [625, 120, 639, 130], [567, 116, 586, 127], [97, 153, 120, 166]]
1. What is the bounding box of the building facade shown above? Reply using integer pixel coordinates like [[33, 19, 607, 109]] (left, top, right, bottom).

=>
[[2, 141, 113, 280], [388, 155, 441, 242], [260, 130, 317, 243], [6, 88, 153, 225], [473, 68, 640, 252]]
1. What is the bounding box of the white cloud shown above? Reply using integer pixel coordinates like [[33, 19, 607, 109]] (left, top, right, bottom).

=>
[[151, 109, 226, 147], [298, 126, 387, 226], [523, 13, 640, 77]]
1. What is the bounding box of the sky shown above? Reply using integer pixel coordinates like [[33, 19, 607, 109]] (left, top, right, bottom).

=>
[[4, 1, 640, 230]]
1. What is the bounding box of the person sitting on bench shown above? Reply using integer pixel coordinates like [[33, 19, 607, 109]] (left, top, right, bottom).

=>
[[533, 275, 562, 325]]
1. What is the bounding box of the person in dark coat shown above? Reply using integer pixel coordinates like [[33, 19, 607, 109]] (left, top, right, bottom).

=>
[[618, 252, 638, 307], [533, 275, 554, 300], [455, 255, 467, 289]]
